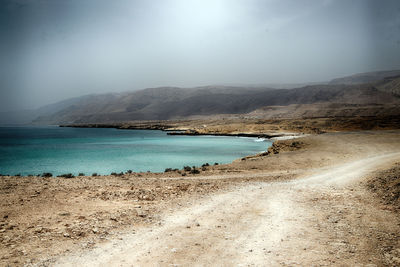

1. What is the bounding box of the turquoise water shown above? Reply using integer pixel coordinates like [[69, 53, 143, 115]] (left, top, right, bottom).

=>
[[0, 126, 271, 176]]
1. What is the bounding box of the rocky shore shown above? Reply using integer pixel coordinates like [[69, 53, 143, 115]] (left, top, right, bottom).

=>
[[60, 122, 172, 131], [59, 115, 400, 137], [59, 121, 290, 138], [166, 131, 283, 139]]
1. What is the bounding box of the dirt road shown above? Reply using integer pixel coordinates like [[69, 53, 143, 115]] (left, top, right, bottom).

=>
[[52, 152, 400, 266]]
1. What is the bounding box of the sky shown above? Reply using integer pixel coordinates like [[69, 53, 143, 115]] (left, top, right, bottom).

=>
[[0, 0, 399, 111]]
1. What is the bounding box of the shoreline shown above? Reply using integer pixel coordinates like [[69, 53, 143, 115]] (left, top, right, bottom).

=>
[[166, 131, 282, 138], [59, 122, 299, 139], [1, 130, 400, 266], [1, 126, 280, 178]]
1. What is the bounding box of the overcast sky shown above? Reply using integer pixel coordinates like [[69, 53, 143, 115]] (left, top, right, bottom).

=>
[[0, 0, 399, 111]]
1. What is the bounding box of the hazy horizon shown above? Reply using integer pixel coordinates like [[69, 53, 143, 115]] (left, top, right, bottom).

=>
[[1, 0, 400, 112]]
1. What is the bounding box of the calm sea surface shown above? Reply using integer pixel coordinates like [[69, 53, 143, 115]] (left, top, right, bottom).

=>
[[0, 126, 271, 176]]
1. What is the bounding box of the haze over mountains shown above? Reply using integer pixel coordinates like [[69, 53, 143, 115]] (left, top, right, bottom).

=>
[[2, 70, 400, 125]]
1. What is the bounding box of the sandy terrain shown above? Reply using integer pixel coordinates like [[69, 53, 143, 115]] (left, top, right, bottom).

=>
[[54, 153, 400, 266], [1, 130, 400, 266]]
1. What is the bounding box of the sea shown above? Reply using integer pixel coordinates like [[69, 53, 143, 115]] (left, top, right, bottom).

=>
[[0, 126, 271, 176]]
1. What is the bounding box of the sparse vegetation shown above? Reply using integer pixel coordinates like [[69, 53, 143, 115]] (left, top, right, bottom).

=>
[[92, 173, 98, 177], [164, 168, 173, 172], [126, 170, 133, 174], [57, 173, 75, 178], [42, 172, 53, 177], [183, 166, 192, 171], [78, 173, 85, 176], [201, 163, 210, 171], [190, 167, 200, 174]]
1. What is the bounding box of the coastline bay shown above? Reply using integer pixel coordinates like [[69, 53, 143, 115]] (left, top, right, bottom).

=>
[[0, 126, 271, 176]]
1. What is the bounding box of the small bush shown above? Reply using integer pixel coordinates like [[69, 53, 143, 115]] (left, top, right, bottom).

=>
[[111, 172, 117, 176], [28, 174, 33, 177], [164, 168, 173, 172], [42, 172, 53, 177], [202, 163, 210, 167], [15, 174, 21, 177], [183, 166, 192, 171], [214, 162, 219, 166], [57, 173, 75, 178], [92, 173, 98, 177], [78, 173, 85, 176], [190, 168, 200, 174], [126, 170, 133, 174]]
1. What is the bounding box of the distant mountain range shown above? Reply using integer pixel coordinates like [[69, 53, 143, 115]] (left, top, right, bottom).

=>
[[2, 70, 400, 125], [329, 70, 400, 86]]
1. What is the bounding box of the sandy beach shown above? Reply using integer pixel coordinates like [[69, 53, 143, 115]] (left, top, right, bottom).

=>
[[1, 127, 400, 266]]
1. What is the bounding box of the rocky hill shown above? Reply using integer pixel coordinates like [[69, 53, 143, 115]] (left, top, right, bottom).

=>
[[329, 70, 400, 85], [29, 70, 400, 124]]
